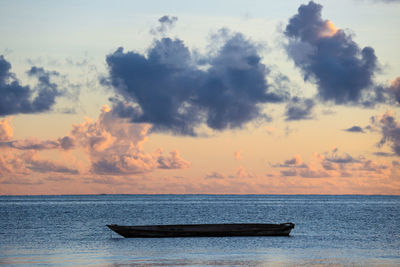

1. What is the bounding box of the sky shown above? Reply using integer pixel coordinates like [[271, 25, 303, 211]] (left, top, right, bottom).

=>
[[1, 0, 400, 195]]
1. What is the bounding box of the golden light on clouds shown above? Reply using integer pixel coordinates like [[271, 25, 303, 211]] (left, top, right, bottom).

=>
[[318, 20, 338, 38]]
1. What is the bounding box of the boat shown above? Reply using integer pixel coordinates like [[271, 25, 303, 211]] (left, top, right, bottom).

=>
[[106, 222, 294, 238]]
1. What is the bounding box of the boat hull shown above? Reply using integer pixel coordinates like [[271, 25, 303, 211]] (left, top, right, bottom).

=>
[[107, 223, 294, 238]]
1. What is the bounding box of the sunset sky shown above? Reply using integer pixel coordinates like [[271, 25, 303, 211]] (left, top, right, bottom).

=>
[[1, 0, 400, 195]]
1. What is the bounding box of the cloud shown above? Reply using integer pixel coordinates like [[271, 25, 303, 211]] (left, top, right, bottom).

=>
[[272, 148, 388, 178], [274, 156, 330, 178], [205, 166, 255, 179], [284, 155, 304, 165], [0, 151, 29, 176], [0, 117, 73, 154], [71, 105, 191, 175], [0, 117, 13, 141], [58, 136, 75, 150], [359, 160, 388, 173], [284, 1, 380, 105], [344, 126, 365, 133], [157, 150, 191, 169], [0, 135, 75, 151], [9, 138, 61, 150], [325, 151, 360, 164], [1, 105, 191, 179], [271, 154, 307, 168], [104, 30, 287, 136], [285, 97, 315, 121], [205, 171, 226, 179], [0, 56, 62, 116], [25, 156, 79, 175], [0, 149, 77, 178], [373, 152, 395, 157], [70, 106, 156, 175], [371, 111, 400, 156], [387, 77, 400, 104], [150, 15, 178, 35], [298, 168, 330, 178], [90, 154, 156, 175], [234, 150, 243, 160]]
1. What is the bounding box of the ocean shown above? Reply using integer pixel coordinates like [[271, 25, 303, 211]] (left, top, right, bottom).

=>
[[0, 195, 399, 266]]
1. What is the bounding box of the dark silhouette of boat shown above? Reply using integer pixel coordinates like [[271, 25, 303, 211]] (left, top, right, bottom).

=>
[[107, 222, 294, 238]]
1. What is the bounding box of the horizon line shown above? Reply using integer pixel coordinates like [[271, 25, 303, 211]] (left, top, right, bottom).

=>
[[1, 193, 399, 197]]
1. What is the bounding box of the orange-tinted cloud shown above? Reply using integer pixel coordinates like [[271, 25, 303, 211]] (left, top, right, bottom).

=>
[[157, 150, 191, 169], [234, 150, 243, 160], [0, 105, 191, 188], [272, 148, 392, 179], [70, 105, 191, 175], [0, 117, 12, 141], [318, 20, 338, 38]]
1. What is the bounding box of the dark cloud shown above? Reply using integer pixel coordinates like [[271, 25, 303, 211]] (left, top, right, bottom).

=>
[[271, 155, 307, 168], [27, 159, 79, 174], [344, 126, 365, 133], [150, 15, 178, 35], [58, 136, 75, 150], [321, 161, 336, 171], [284, 157, 302, 165], [10, 139, 60, 150], [91, 158, 131, 175], [373, 151, 395, 157], [284, 1, 380, 105], [285, 97, 315, 121], [0, 56, 62, 116], [0, 137, 74, 151], [326, 153, 360, 164], [373, 112, 400, 156], [105, 32, 286, 135]]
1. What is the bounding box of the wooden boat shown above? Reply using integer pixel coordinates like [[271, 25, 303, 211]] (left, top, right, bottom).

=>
[[107, 222, 294, 238]]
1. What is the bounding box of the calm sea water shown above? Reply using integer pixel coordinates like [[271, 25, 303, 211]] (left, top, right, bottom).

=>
[[0, 195, 399, 266]]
